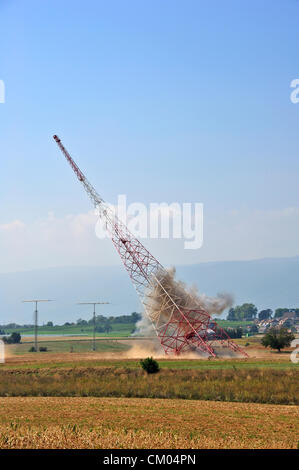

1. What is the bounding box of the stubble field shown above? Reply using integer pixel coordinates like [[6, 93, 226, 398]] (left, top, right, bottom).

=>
[[0, 396, 298, 449], [0, 336, 298, 449]]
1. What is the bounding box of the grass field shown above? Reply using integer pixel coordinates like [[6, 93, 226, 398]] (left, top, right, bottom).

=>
[[6, 338, 131, 355], [1, 355, 298, 370], [215, 320, 254, 328], [0, 366, 297, 404], [1, 336, 298, 405], [2, 319, 252, 338], [3, 322, 135, 337], [0, 397, 297, 449]]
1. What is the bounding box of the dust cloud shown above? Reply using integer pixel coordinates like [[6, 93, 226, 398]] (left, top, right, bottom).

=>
[[134, 266, 233, 338]]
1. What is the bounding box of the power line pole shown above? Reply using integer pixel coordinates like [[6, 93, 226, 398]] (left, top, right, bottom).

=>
[[22, 300, 53, 352], [77, 302, 109, 351]]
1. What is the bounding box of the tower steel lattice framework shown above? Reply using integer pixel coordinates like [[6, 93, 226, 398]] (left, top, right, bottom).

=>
[[53, 135, 247, 358]]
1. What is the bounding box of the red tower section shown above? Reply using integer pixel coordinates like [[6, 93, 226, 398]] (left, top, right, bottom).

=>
[[53, 135, 247, 358]]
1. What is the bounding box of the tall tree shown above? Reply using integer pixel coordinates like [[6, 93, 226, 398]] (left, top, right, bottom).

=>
[[234, 303, 258, 320], [227, 308, 236, 320], [258, 309, 273, 320]]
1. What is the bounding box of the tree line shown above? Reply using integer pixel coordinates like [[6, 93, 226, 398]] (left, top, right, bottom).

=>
[[227, 304, 299, 321], [0, 312, 142, 332]]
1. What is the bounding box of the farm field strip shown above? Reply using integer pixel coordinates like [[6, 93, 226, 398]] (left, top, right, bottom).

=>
[[1, 352, 297, 370], [0, 367, 297, 404], [5, 339, 131, 355], [0, 397, 297, 449]]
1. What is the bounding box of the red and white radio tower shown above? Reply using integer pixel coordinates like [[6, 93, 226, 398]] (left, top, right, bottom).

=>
[[53, 135, 247, 358]]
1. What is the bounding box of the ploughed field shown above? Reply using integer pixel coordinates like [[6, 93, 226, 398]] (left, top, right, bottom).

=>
[[0, 397, 297, 449]]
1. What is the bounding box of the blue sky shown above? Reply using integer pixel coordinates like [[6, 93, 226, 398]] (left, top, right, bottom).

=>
[[0, 0, 299, 272]]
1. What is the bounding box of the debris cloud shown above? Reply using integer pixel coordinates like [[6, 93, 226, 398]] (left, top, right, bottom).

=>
[[134, 266, 234, 338]]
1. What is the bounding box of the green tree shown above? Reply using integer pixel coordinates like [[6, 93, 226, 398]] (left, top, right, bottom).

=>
[[274, 308, 289, 318], [131, 312, 142, 323], [258, 309, 273, 320], [236, 326, 243, 338], [227, 308, 236, 321], [249, 324, 258, 334], [94, 315, 106, 325], [11, 332, 21, 343], [46, 321, 53, 327], [95, 325, 105, 333], [261, 328, 295, 353], [104, 322, 112, 334], [140, 357, 160, 374], [3, 332, 21, 344], [234, 303, 257, 320]]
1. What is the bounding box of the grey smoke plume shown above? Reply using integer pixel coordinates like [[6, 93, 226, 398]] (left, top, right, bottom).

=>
[[134, 266, 234, 336], [196, 292, 234, 315], [134, 312, 156, 337]]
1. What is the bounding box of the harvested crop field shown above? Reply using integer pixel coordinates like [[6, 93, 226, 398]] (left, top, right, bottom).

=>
[[0, 397, 297, 449]]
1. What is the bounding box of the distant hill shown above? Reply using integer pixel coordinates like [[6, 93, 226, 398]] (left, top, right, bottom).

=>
[[1, 256, 299, 324], [176, 256, 299, 313]]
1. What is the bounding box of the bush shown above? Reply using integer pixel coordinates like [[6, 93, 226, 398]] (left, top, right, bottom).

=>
[[249, 324, 258, 334], [222, 327, 243, 339], [28, 347, 36, 352], [140, 357, 160, 374], [2, 332, 21, 344]]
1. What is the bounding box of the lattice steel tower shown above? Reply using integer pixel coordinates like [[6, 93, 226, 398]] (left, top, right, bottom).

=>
[[53, 135, 247, 358]]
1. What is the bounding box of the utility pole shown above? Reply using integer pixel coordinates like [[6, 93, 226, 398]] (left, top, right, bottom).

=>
[[22, 300, 53, 352], [77, 302, 109, 351]]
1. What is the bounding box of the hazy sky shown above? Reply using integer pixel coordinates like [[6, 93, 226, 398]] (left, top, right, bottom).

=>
[[1, 0, 299, 273]]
